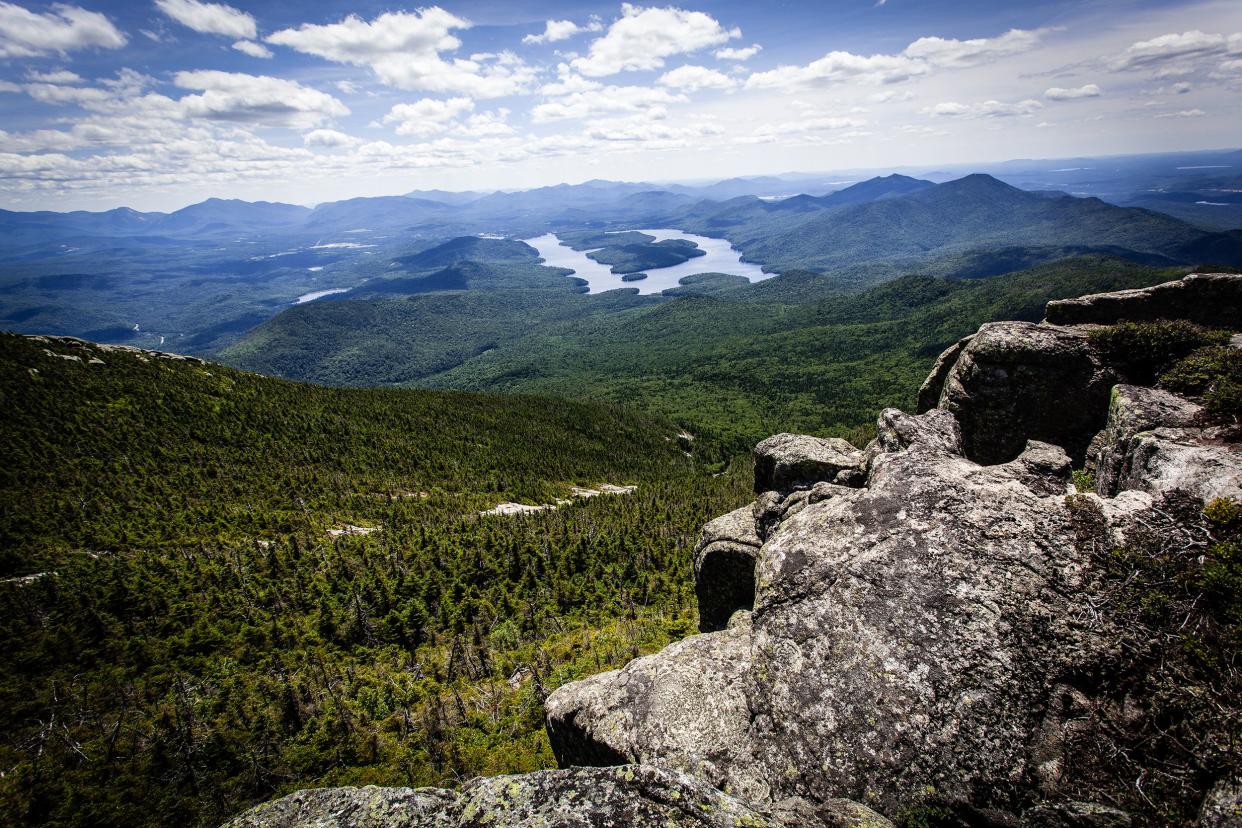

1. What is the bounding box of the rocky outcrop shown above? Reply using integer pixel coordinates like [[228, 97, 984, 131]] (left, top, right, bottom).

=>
[[694, 506, 763, 632], [752, 433, 865, 492], [222, 765, 782, 828], [1045, 273, 1242, 328], [1086, 384, 1241, 501], [545, 273, 1241, 827], [927, 321, 1118, 464]]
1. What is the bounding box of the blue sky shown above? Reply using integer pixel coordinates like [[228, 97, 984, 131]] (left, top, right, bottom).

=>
[[0, 0, 1239, 210]]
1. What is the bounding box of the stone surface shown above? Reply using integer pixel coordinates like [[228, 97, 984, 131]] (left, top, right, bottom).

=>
[[1045, 273, 1242, 328], [936, 321, 1118, 464], [694, 505, 763, 632], [1200, 778, 1242, 828], [753, 433, 864, 494], [1022, 801, 1133, 827], [222, 765, 781, 828], [544, 615, 756, 794], [1086, 384, 1241, 501], [916, 335, 973, 413], [549, 408, 1129, 818]]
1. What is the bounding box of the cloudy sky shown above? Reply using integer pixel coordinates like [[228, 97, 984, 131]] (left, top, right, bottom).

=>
[[0, 0, 1239, 210]]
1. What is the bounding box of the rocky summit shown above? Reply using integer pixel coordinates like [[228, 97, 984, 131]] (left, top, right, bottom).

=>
[[223, 274, 1242, 828]]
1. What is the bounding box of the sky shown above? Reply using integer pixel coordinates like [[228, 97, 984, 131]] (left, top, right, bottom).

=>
[[0, 0, 1239, 211]]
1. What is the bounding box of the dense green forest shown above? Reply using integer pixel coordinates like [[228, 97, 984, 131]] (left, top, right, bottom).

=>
[[0, 334, 751, 828], [224, 256, 1195, 452]]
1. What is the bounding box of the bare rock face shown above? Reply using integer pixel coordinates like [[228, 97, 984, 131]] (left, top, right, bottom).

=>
[[222, 765, 781, 828], [934, 321, 1117, 465], [1045, 273, 1242, 328], [548, 408, 1127, 818], [694, 506, 763, 632], [1087, 384, 1242, 501], [753, 433, 864, 493], [1199, 778, 1242, 828]]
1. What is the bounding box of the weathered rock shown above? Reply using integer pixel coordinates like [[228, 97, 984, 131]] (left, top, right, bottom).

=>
[[764, 796, 894, 828], [550, 408, 1130, 819], [1086, 384, 1242, 500], [753, 433, 864, 494], [1200, 778, 1242, 828], [221, 785, 455, 828], [222, 765, 780, 828], [545, 615, 757, 796], [1021, 801, 1133, 827], [936, 321, 1118, 464], [917, 335, 974, 413], [1045, 273, 1242, 328], [694, 505, 763, 632]]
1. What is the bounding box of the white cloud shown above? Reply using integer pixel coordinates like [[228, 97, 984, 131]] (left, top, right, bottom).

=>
[[267, 9, 534, 98], [532, 84, 686, 122], [1113, 30, 1238, 71], [303, 128, 361, 148], [26, 69, 84, 85], [1154, 108, 1206, 118], [746, 27, 1046, 91], [0, 80, 20, 93], [716, 44, 760, 61], [903, 28, 1048, 69], [539, 66, 602, 96], [174, 70, 349, 128], [522, 17, 603, 45], [459, 110, 515, 137], [1044, 83, 1101, 100], [571, 4, 740, 77], [924, 98, 1044, 118], [657, 65, 736, 92], [381, 96, 474, 136], [753, 115, 867, 138], [233, 40, 272, 58], [583, 112, 723, 145], [154, 0, 256, 40], [0, 2, 126, 58]]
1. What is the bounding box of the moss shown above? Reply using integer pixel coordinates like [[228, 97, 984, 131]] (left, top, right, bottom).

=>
[[1072, 469, 1096, 493]]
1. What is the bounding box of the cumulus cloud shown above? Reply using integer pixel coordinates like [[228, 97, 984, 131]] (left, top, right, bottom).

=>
[[303, 128, 360, 148], [1113, 30, 1239, 72], [1044, 83, 1101, 100], [657, 65, 736, 92], [267, 9, 534, 98], [174, 70, 349, 128], [0, 2, 126, 58], [903, 28, 1047, 68], [381, 96, 474, 136], [522, 17, 603, 45], [570, 4, 740, 77], [716, 44, 760, 61], [583, 112, 723, 145], [746, 27, 1046, 90], [26, 69, 84, 84], [531, 84, 686, 122], [233, 40, 272, 58], [154, 0, 256, 40], [924, 98, 1044, 118]]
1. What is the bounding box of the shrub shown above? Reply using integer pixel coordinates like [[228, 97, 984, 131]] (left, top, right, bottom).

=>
[[1160, 345, 1242, 422], [1088, 320, 1230, 385]]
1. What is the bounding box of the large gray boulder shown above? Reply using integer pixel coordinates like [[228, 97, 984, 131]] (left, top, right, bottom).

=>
[[694, 506, 762, 632], [1086, 384, 1242, 501], [222, 765, 781, 828], [934, 321, 1118, 464], [1045, 273, 1242, 328], [548, 407, 1131, 819], [753, 433, 864, 493]]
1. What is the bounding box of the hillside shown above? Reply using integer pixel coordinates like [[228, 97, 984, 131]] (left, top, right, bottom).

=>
[[223, 256, 1194, 452], [0, 333, 752, 828]]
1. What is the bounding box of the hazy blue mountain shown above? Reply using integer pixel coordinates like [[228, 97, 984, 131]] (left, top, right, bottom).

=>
[[158, 198, 310, 234], [305, 196, 451, 230], [395, 236, 539, 269]]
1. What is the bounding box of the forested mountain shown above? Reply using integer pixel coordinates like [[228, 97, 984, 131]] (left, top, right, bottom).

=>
[[222, 256, 1194, 451], [0, 333, 750, 828]]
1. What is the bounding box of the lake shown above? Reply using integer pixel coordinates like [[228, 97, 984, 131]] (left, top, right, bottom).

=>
[[524, 229, 771, 295]]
